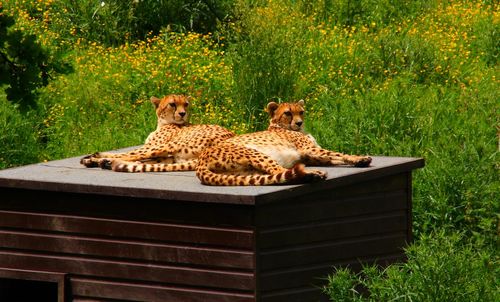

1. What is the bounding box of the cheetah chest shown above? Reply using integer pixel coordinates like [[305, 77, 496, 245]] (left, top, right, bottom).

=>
[[244, 143, 301, 168]]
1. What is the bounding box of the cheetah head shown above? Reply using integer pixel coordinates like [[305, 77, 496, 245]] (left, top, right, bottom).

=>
[[266, 99, 305, 131], [151, 94, 190, 126]]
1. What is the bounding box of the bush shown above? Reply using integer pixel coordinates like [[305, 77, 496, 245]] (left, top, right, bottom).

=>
[[322, 232, 499, 302], [0, 6, 67, 109], [5, 0, 234, 46]]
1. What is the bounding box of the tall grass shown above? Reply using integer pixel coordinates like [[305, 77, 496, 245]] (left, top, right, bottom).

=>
[[322, 232, 499, 302], [0, 95, 42, 169]]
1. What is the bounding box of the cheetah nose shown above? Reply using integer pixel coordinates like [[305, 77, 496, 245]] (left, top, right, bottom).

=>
[[295, 121, 303, 127], [179, 111, 186, 117]]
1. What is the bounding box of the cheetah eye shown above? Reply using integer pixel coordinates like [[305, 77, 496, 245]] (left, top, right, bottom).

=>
[[184, 102, 189, 107], [299, 111, 304, 115], [284, 111, 292, 117], [169, 103, 176, 108]]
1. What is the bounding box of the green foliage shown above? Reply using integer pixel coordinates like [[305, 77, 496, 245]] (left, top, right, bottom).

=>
[[7, 0, 234, 46], [323, 232, 499, 302], [0, 94, 42, 169], [0, 6, 62, 109], [298, 0, 435, 26]]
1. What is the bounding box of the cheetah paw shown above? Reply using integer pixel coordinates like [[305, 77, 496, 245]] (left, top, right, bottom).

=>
[[80, 154, 99, 167], [98, 158, 114, 170], [354, 156, 372, 167], [304, 169, 328, 182]]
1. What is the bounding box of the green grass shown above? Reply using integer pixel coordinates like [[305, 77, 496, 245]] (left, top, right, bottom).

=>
[[1, 0, 499, 300], [322, 231, 499, 302]]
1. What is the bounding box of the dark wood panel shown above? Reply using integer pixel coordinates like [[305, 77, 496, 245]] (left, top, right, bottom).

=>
[[0, 210, 254, 249], [325, 173, 408, 199], [259, 211, 407, 249], [0, 188, 255, 227], [257, 189, 408, 227], [73, 298, 125, 302], [0, 251, 254, 291], [260, 286, 328, 302], [71, 277, 255, 302], [0, 230, 254, 270], [260, 234, 407, 270], [260, 253, 405, 292]]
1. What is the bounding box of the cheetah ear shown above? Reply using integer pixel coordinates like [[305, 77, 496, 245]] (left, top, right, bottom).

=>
[[266, 102, 279, 116], [297, 99, 305, 106], [150, 96, 161, 108]]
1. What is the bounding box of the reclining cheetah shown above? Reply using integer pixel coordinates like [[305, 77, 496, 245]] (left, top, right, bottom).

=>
[[195, 100, 372, 186], [80, 94, 234, 172]]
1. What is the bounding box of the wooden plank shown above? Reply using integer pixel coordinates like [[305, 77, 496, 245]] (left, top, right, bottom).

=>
[[0, 210, 254, 249], [260, 286, 328, 302], [257, 189, 408, 227], [0, 188, 255, 227], [0, 251, 254, 291], [259, 211, 407, 249], [71, 277, 255, 302], [260, 233, 407, 270], [73, 298, 126, 302], [260, 253, 404, 292], [406, 172, 413, 243], [0, 230, 254, 269]]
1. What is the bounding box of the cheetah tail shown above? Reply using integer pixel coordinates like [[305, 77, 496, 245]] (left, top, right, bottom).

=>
[[196, 163, 314, 186]]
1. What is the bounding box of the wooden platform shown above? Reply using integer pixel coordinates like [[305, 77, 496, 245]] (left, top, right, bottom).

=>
[[0, 153, 424, 302]]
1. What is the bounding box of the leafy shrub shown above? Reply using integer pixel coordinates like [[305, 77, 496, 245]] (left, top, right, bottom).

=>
[[5, 0, 234, 46], [0, 6, 68, 109], [322, 232, 499, 302]]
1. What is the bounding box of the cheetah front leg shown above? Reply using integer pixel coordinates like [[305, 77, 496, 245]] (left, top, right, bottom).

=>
[[98, 142, 193, 172], [100, 158, 198, 172], [301, 147, 372, 167], [80, 143, 174, 168]]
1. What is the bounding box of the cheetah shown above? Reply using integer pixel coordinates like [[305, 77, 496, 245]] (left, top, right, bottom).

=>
[[196, 100, 372, 186], [80, 94, 234, 172]]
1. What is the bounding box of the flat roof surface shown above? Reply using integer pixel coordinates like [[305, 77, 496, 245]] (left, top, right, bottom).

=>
[[0, 151, 424, 205]]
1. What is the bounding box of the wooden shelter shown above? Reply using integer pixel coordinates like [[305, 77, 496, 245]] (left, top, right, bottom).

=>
[[0, 153, 424, 302]]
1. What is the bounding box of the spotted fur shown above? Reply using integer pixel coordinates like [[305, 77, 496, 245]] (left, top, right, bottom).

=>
[[196, 100, 372, 186], [80, 94, 234, 172]]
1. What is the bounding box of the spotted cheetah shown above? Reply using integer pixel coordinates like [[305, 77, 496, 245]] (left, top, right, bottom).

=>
[[195, 100, 372, 186], [80, 94, 234, 172]]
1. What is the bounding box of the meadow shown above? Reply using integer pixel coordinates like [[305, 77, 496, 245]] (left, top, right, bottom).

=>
[[1, 0, 499, 300]]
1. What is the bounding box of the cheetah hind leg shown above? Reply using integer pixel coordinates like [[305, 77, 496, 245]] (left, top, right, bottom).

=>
[[230, 147, 328, 184]]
